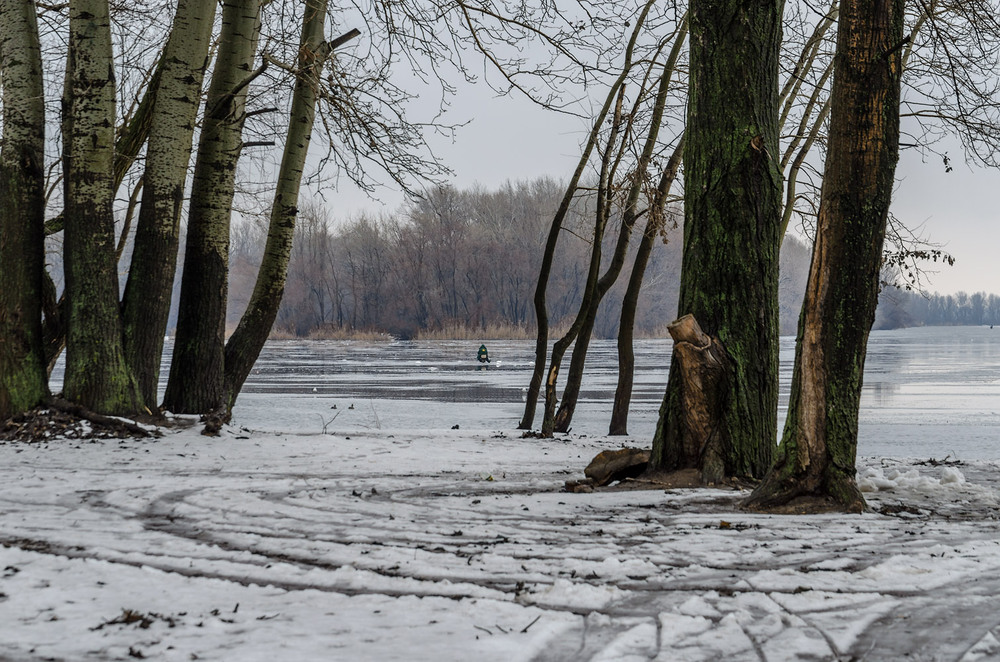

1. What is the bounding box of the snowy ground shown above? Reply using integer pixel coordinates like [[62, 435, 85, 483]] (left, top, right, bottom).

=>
[[4, 421, 1000, 661]]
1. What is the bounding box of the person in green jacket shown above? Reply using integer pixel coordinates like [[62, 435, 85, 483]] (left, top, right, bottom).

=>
[[477, 344, 490, 363]]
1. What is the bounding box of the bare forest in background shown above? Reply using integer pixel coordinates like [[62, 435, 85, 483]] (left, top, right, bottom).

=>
[[224, 177, 817, 340], [40, 177, 990, 343], [227, 178, 998, 340]]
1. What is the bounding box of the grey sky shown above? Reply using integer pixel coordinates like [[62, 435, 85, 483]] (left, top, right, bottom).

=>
[[331, 85, 998, 298]]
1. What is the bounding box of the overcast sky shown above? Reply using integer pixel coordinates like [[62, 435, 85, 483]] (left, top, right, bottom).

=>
[[331, 86, 999, 298]]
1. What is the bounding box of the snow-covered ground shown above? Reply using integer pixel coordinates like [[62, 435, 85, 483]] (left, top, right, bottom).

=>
[[3, 422, 1000, 661], [8, 327, 1000, 660]]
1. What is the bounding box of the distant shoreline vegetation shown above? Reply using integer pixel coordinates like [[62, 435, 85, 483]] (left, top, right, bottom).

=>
[[217, 181, 996, 342], [874, 288, 1000, 330], [263, 321, 672, 342], [261, 317, 1000, 342]]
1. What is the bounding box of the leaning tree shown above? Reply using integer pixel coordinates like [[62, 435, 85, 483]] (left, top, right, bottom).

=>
[[744, 0, 907, 512]]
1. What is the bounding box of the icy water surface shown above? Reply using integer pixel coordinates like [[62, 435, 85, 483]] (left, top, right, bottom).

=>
[[227, 326, 1000, 460], [47, 326, 1000, 458]]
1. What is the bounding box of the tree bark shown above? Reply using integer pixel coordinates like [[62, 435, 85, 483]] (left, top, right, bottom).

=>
[[663, 315, 731, 483], [650, 0, 783, 480], [61, 0, 142, 415], [0, 0, 49, 420], [223, 2, 345, 411], [163, 0, 261, 415], [745, 0, 904, 512], [121, 0, 217, 410]]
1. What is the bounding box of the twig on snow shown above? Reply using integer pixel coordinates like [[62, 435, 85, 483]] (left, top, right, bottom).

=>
[[521, 615, 542, 633]]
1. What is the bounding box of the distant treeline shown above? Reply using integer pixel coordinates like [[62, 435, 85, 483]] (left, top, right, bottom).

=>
[[875, 289, 1000, 329], [228, 179, 816, 338], [223, 178, 992, 338]]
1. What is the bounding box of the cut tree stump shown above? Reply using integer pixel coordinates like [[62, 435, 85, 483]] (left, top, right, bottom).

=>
[[667, 314, 731, 483]]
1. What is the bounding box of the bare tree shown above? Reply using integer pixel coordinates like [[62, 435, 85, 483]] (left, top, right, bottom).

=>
[[746, 0, 906, 512]]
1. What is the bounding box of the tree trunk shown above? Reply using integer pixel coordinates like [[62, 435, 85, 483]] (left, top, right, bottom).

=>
[[38, 57, 165, 382], [745, 0, 904, 512], [61, 0, 142, 415], [609, 137, 684, 435], [650, 0, 783, 480], [541, 86, 627, 437], [518, 2, 656, 431], [553, 18, 688, 434], [0, 0, 49, 420], [223, 3, 347, 411], [163, 0, 261, 415], [121, 0, 217, 410]]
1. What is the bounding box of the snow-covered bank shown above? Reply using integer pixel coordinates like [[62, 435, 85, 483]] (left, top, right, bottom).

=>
[[2, 426, 1000, 661]]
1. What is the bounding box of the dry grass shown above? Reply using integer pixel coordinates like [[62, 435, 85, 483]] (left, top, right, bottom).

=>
[[265, 325, 393, 341], [266, 328, 298, 340], [415, 323, 533, 341], [261, 321, 668, 341], [307, 325, 394, 341]]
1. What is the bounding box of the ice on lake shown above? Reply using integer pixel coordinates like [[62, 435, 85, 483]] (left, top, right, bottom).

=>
[[228, 325, 1000, 460]]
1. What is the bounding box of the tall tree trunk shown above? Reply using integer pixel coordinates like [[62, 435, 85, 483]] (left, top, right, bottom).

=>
[[40, 59, 165, 379], [223, 4, 352, 411], [553, 19, 687, 434], [609, 136, 684, 435], [121, 0, 217, 411], [650, 0, 783, 481], [61, 0, 142, 415], [541, 86, 627, 437], [518, 2, 656, 430], [0, 0, 49, 420], [745, 0, 904, 512], [163, 0, 261, 415]]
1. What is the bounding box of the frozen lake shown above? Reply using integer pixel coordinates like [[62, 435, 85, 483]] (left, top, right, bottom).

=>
[[226, 326, 1000, 460], [48, 326, 1000, 458]]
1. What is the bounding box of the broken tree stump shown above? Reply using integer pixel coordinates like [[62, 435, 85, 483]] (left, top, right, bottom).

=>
[[666, 314, 731, 483]]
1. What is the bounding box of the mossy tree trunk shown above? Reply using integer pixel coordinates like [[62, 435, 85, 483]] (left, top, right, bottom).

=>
[[0, 0, 49, 420], [40, 60, 164, 379], [163, 0, 261, 415], [61, 0, 142, 415], [121, 0, 217, 411], [223, 2, 347, 411], [745, 0, 904, 513], [650, 0, 783, 480]]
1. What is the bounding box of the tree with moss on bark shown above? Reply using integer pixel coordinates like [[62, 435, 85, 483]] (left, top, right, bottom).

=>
[[648, 0, 784, 483], [744, 0, 905, 512], [61, 0, 143, 415], [162, 0, 263, 416], [0, 0, 49, 420], [120, 0, 218, 412]]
